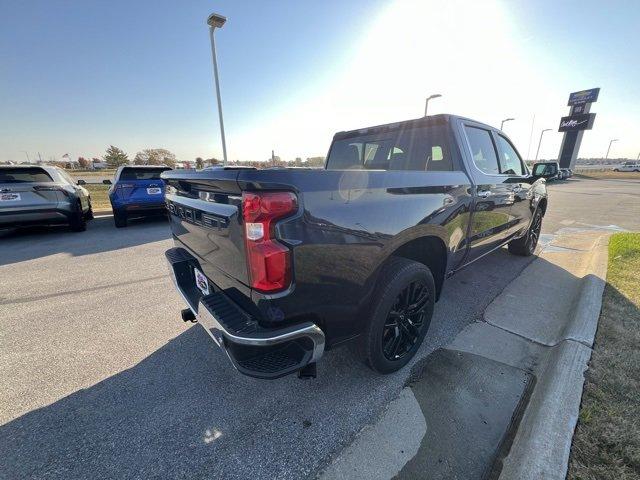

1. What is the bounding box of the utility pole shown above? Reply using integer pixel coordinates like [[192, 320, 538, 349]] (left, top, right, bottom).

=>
[[526, 114, 535, 161], [605, 139, 618, 159], [535, 129, 552, 161], [424, 94, 442, 116], [21, 151, 30, 163], [207, 13, 228, 165], [500, 118, 515, 130]]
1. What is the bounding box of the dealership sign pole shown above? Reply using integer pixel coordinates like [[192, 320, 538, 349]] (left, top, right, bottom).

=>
[[557, 88, 599, 169]]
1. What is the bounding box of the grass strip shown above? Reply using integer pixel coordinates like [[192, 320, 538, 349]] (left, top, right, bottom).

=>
[[568, 233, 640, 480]]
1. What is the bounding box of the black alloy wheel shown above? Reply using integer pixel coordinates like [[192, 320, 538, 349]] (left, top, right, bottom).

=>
[[382, 281, 430, 361], [508, 208, 543, 256], [526, 209, 543, 254], [360, 257, 435, 373]]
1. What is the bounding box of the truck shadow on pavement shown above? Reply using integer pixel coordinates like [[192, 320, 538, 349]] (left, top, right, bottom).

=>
[[1, 248, 548, 480], [0, 216, 171, 266]]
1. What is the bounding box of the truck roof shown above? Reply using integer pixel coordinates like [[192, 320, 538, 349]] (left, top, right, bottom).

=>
[[333, 114, 494, 140]]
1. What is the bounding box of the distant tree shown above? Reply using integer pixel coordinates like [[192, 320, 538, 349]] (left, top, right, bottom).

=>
[[305, 156, 326, 167], [77, 157, 90, 169], [133, 148, 176, 167], [206, 158, 220, 166], [104, 146, 129, 167], [195, 157, 204, 169]]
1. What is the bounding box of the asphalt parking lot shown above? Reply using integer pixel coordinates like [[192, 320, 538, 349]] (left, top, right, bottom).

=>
[[1, 177, 639, 479]]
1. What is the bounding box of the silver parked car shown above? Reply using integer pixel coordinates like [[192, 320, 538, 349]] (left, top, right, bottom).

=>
[[0, 165, 93, 231]]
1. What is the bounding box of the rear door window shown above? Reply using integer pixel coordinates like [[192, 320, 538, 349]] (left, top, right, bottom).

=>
[[119, 168, 170, 181], [464, 126, 500, 175], [0, 168, 54, 183]]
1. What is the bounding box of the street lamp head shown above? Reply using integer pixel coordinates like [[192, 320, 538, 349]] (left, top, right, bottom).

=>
[[207, 13, 226, 28], [504, 117, 515, 122], [428, 94, 442, 100]]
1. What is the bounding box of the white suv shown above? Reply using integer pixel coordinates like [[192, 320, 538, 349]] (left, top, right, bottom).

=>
[[614, 161, 640, 172]]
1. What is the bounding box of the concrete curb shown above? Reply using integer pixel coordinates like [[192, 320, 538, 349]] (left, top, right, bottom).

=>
[[561, 235, 608, 347], [497, 233, 610, 480]]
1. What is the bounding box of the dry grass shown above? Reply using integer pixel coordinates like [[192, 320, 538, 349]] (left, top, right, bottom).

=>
[[568, 233, 640, 480], [574, 170, 640, 180], [84, 184, 112, 212]]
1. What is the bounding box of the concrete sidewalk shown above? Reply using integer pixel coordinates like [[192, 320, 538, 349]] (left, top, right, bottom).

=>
[[319, 231, 609, 480]]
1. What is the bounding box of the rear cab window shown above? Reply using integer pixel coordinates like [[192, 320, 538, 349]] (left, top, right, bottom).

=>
[[0, 168, 54, 183], [118, 167, 171, 181], [325, 124, 456, 172]]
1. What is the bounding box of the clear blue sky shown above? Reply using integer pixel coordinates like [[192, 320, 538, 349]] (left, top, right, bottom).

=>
[[1, 0, 639, 163]]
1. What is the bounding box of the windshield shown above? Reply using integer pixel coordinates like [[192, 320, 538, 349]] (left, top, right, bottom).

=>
[[118, 167, 171, 181], [0, 168, 54, 183], [326, 125, 453, 172]]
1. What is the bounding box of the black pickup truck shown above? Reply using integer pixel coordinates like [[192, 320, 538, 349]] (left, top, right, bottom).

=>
[[162, 114, 548, 379]]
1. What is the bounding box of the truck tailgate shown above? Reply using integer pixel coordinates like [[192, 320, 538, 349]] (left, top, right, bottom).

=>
[[162, 169, 249, 292]]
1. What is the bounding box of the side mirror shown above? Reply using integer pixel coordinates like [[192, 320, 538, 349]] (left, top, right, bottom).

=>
[[77, 179, 86, 185], [103, 179, 112, 185]]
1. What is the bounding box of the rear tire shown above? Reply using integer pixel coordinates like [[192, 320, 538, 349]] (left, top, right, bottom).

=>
[[114, 211, 127, 228], [360, 257, 435, 374], [508, 208, 543, 256], [69, 202, 87, 232]]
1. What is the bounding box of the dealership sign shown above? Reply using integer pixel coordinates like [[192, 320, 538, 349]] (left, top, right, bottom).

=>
[[567, 88, 600, 106], [558, 112, 596, 132]]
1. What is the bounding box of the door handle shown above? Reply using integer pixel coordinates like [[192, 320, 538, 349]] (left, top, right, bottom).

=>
[[477, 190, 491, 198]]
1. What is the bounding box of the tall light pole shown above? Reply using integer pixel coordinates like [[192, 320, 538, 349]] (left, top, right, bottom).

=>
[[207, 12, 228, 165], [605, 139, 618, 159], [424, 94, 442, 116], [535, 128, 552, 161], [21, 151, 30, 163], [500, 117, 515, 130]]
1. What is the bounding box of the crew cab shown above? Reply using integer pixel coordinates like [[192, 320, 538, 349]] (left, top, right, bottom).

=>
[[106, 165, 172, 227], [162, 115, 548, 379]]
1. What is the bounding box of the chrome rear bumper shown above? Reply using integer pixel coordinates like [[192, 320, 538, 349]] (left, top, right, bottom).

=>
[[165, 247, 325, 379]]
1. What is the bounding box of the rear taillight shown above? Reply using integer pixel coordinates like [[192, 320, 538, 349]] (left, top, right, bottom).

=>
[[242, 191, 297, 293], [33, 185, 70, 197]]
